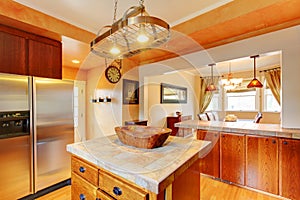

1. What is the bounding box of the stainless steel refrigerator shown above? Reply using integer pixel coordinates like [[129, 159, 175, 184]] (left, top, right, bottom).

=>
[[0, 73, 74, 199]]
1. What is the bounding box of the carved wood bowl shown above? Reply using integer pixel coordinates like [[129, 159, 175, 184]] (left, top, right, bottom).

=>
[[115, 125, 172, 149]]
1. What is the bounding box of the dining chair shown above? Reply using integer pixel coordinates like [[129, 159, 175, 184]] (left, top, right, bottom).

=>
[[254, 112, 263, 123], [198, 113, 209, 121]]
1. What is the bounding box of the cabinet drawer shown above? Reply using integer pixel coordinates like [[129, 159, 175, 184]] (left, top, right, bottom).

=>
[[96, 189, 115, 200], [72, 172, 97, 200], [72, 157, 98, 186], [99, 170, 148, 200]]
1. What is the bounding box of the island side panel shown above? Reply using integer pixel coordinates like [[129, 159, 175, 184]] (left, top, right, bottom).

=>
[[172, 159, 200, 200]]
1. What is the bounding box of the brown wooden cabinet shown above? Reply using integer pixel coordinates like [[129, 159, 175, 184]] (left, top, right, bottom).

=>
[[0, 24, 62, 79], [0, 26, 27, 75], [279, 138, 300, 200], [197, 130, 220, 178], [71, 155, 200, 200], [28, 38, 62, 79], [246, 135, 278, 194], [167, 115, 192, 137], [220, 132, 245, 185], [167, 116, 180, 136]]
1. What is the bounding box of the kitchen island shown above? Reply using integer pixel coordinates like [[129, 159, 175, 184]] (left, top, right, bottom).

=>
[[67, 134, 210, 200], [175, 120, 300, 200]]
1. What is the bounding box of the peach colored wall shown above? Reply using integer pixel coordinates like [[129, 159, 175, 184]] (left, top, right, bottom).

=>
[[85, 59, 139, 139], [63, 66, 87, 81]]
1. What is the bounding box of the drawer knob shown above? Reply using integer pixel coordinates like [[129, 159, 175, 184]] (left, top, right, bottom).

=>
[[113, 186, 122, 196], [79, 194, 86, 200], [79, 166, 86, 173], [283, 141, 288, 145]]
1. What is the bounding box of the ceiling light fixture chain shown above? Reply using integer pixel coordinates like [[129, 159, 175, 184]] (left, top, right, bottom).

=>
[[113, 0, 119, 23], [139, 0, 145, 6]]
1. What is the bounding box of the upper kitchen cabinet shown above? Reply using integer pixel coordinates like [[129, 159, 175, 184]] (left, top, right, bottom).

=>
[[0, 25, 27, 75], [0, 24, 62, 79], [28, 37, 62, 79]]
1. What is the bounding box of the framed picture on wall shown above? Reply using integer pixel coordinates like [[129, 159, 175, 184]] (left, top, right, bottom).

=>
[[160, 83, 187, 104], [123, 79, 139, 104]]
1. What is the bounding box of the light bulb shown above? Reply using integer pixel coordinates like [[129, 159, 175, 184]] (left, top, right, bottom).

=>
[[137, 33, 149, 43], [110, 46, 120, 55], [137, 25, 149, 43]]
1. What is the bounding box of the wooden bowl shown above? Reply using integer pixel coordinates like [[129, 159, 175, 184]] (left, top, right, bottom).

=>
[[115, 126, 172, 149]]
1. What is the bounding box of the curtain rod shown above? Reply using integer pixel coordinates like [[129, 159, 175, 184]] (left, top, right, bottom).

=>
[[200, 76, 222, 78], [259, 66, 280, 73]]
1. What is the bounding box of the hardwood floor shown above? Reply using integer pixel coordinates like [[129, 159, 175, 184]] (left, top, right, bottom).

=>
[[200, 176, 288, 200], [35, 186, 71, 200], [36, 175, 287, 200]]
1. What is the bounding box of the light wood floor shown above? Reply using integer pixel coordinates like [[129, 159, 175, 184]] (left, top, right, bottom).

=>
[[36, 175, 287, 200]]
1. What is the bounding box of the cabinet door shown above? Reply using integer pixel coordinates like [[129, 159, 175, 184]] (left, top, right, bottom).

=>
[[197, 130, 220, 178], [279, 139, 300, 200], [246, 136, 278, 194], [0, 30, 27, 75], [96, 189, 115, 200], [71, 172, 97, 200], [220, 132, 245, 185], [28, 39, 62, 79]]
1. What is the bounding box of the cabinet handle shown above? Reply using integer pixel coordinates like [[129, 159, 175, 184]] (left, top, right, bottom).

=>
[[79, 194, 86, 200], [283, 141, 288, 145], [214, 134, 218, 137], [79, 166, 86, 173], [113, 186, 122, 196], [272, 140, 276, 144]]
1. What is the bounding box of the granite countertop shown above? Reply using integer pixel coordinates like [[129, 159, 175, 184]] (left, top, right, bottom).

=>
[[175, 120, 300, 139], [67, 134, 211, 194]]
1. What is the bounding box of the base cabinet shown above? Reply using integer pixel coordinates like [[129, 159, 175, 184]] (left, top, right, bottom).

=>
[[71, 156, 200, 200], [246, 136, 278, 194], [197, 130, 220, 178], [99, 170, 148, 200], [220, 132, 245, 185], [279, 139, 300, 200], [72, 172, 97, 200]]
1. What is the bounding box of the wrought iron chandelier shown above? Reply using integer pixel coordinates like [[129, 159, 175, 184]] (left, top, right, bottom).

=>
[[90, 0, 170, 59], [221, 62, 243, 90]]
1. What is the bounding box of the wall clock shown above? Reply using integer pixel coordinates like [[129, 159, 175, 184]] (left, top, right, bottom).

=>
[[105, 60, 122, 84]]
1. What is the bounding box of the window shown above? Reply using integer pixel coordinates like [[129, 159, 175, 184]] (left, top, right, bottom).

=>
[[264, 88, 280, 112], [206, 93, 220, 111], [226, 90, 256, 111]]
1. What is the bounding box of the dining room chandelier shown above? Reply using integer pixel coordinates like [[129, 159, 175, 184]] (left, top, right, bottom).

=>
[[221, 62, 243, 90], [90, 0, 170, 59]]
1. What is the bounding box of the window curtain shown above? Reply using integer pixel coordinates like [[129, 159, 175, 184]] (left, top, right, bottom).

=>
[[264, 68, 281, 105], [199, 77, 219, 113]]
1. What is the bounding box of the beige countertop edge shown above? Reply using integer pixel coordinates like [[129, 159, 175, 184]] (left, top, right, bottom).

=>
[[175, 120, 300, 139], [66, 136, 211, 194]]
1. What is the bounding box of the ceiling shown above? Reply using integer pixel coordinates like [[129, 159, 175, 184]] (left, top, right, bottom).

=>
[[10, 0, 286, 75]]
